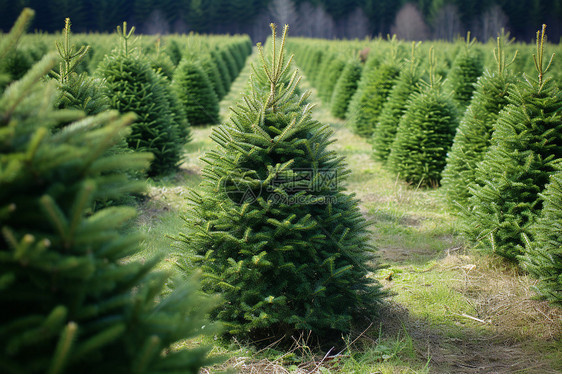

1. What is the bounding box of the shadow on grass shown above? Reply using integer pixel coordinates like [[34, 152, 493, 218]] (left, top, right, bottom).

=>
[[368, 208, 462, 266], [375, 294, 561, 373], [372, 251, 562, 374]]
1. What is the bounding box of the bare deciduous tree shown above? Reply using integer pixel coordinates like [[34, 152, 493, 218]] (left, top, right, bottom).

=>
[[252, 7, 273, 42], [297, 2, 316, 37], [173, 16, 188, 34], [343, 7, 369, 39], [432, 4, 463, 41], [143, 9, 170, 35], [297, 2, 335, 38], [472, 5, 508, 42], [268, 0, 298, 28], [391, 3, 429, 41]]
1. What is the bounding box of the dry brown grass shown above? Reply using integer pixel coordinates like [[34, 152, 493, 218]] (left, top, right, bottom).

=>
[[203, 332, 348, 374], [204, 358, 298, 374], [441, 254, 562, 342], [384, 253, 562, 373]]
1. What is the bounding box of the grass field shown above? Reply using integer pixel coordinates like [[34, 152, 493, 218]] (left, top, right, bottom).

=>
[[134, 53, 562, 373]]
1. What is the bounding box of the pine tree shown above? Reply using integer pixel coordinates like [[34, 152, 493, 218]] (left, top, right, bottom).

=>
[[317, 55, 346, 104], [330, 58, 362, 119], [211, 48, 232, 92], [464, 26, 562, 261], [444, 33, 483, 110], [441, 36, 518, 212], [0, 10, 25, 89], [172, 58, 220, 126], [227, 43, 245, 72], [0, 47, 34, 84], [182, 38, 229, 101], [306, 49, 324, 86], [96, 23, 184, 176], [0, 10, 218, 373], [347, 61, 400, 138], [522, 165, 562, 306], [164, 38, 183, 66], [0, 7, 44, 90], [311, 53, 332, 88], [56, 73, 110, 116], [199, 53, 227, 100], [0, 7, 34, 88], [298, 47, 313, 76], [53, 18, 110, 116], [178, 25, 385, 339], [372, 42, 422, 163], [219, 47, 238, 84], [387, 48, 458, 187], [148, 40, 176, 80], [156, 71, 192, 142]]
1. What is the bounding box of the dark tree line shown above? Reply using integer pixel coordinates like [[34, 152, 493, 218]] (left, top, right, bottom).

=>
[[1, 0, 561, 41]]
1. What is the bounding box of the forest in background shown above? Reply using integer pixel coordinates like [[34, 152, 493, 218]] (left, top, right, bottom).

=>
[[1, 0, 562, 42]]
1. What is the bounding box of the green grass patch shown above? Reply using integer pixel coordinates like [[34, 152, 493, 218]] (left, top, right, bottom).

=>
[[378, 263, 481, 334]]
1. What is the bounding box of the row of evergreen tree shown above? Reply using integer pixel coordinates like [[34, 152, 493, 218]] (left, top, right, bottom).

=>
[[1, 19, 252, 176], [2, 8, 561, 374], [2, 0, 562, 41], [443, 27, 562, 306], [0, 10, 222, 373], [0, 9, 295, 373], [288, 30, 561, 306], [289, 35, 492, 185], [2, 9, 388, 372]]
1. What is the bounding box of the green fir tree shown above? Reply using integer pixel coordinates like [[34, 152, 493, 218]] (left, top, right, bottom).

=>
[[387, 48, 458, 187], [53, 18, 110, 116], [465, 26, 562, 261], [0, 11, 218, 374], [56, 73, 110, 116], [0, 46, 34, 85], [182, 38, 229, 100], [444, 33, 483, 110], [211, 48, 232, 93], [219, 47, 238, 85], [227, 43, 245, 72], [172, 58, 220, 126], [305, 49, 324, 86], [312, 51, 333, 89], [199, 53, 227, 100], [347, 60, 399, 138], [317, 55, 346, 104], [0, 8, 34, 90], [156, 71, 192, 141], [330, 58, 362, 119], [441, 36, 518, 212], [522, 164, 562, 306], [178, 25, 385, 339], [372, 42, 422, 163], [164, 38, 183, 66], [97, 23, 184, 176], [148, 40, 176, 80]]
